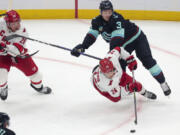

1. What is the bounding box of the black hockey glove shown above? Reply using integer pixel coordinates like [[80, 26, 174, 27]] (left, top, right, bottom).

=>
[[71, 44, 85, 57]]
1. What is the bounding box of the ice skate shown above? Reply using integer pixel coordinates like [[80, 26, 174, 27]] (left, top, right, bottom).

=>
[[161, 82, 171, 96], [0, 86, 8, 100], [141, 90, 157, 100], [31, 84, 52, 94]]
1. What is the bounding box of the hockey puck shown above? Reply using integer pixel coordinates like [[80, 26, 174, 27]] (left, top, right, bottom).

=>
[[130, 129, 136, 133]]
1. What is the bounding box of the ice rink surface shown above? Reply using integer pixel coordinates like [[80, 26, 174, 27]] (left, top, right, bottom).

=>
[[0, 19, 180, 135]]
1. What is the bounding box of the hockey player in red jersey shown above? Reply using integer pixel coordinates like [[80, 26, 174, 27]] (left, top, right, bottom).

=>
[[0, 10, 51, 101], [92, 46, 156, 102]]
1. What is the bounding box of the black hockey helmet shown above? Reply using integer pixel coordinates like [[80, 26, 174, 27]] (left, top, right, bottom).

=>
[[99, 0, 113, 12], [0, 112, 10, 127]]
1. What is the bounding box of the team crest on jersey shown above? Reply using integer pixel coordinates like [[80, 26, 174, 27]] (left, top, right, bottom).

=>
[[113, 14, 118, 18], [102, 32, 111, 41], [99, 26, 103, 32]]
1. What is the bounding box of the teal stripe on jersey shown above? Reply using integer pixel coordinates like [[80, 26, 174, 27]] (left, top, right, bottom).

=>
[[111, 28, 125, 38], [122, 29, 141, 48], [88, 29, 99, 38], [149, 64, 162, 76]]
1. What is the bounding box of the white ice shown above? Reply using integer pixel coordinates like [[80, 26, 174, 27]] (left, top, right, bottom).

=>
[[0, 19, 180, 135]]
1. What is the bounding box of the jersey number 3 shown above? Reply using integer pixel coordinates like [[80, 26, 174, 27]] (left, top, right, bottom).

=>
[[116, 22, 122, 29]]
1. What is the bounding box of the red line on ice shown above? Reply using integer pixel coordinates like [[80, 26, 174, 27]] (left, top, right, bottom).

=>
[[151, 45, 180, 58], [34, 56, 92, 69], [100, 97, 143, 135]]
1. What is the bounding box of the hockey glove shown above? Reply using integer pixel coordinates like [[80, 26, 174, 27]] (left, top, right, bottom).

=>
[[126, 55, 137, 71], [0, 42, 6, 50], [0, 42, 7, 55], [128, 82, 142, 93], [71, 44, 85, 57]]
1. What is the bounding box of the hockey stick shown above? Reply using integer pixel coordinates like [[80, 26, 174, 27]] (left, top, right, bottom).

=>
[[132, 70, 138, 125], [5, 34, 102, 61], [0, 44, 39, 59], [18, 50, 39, 59]]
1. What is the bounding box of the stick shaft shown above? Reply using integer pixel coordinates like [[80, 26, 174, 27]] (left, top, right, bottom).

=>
[[132, 71, 138, 125], [15, 34, 101, 60]]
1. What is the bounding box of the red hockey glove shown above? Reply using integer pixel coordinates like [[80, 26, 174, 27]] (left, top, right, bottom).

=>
[[0, 42, 6, 53], [126, 55, 137, 71], [128, 82, 142, 93]]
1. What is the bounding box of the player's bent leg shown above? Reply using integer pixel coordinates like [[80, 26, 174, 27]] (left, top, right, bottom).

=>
[[136, 49, 166, 84], [148, 64, 171, 96], [137, 54, 171, 96], [0, 68, 8, 100], [128, 80, 157, 100], [29, 71, 52, 94], [135, 34, 171, 96], [14, 57, 52, 94]]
